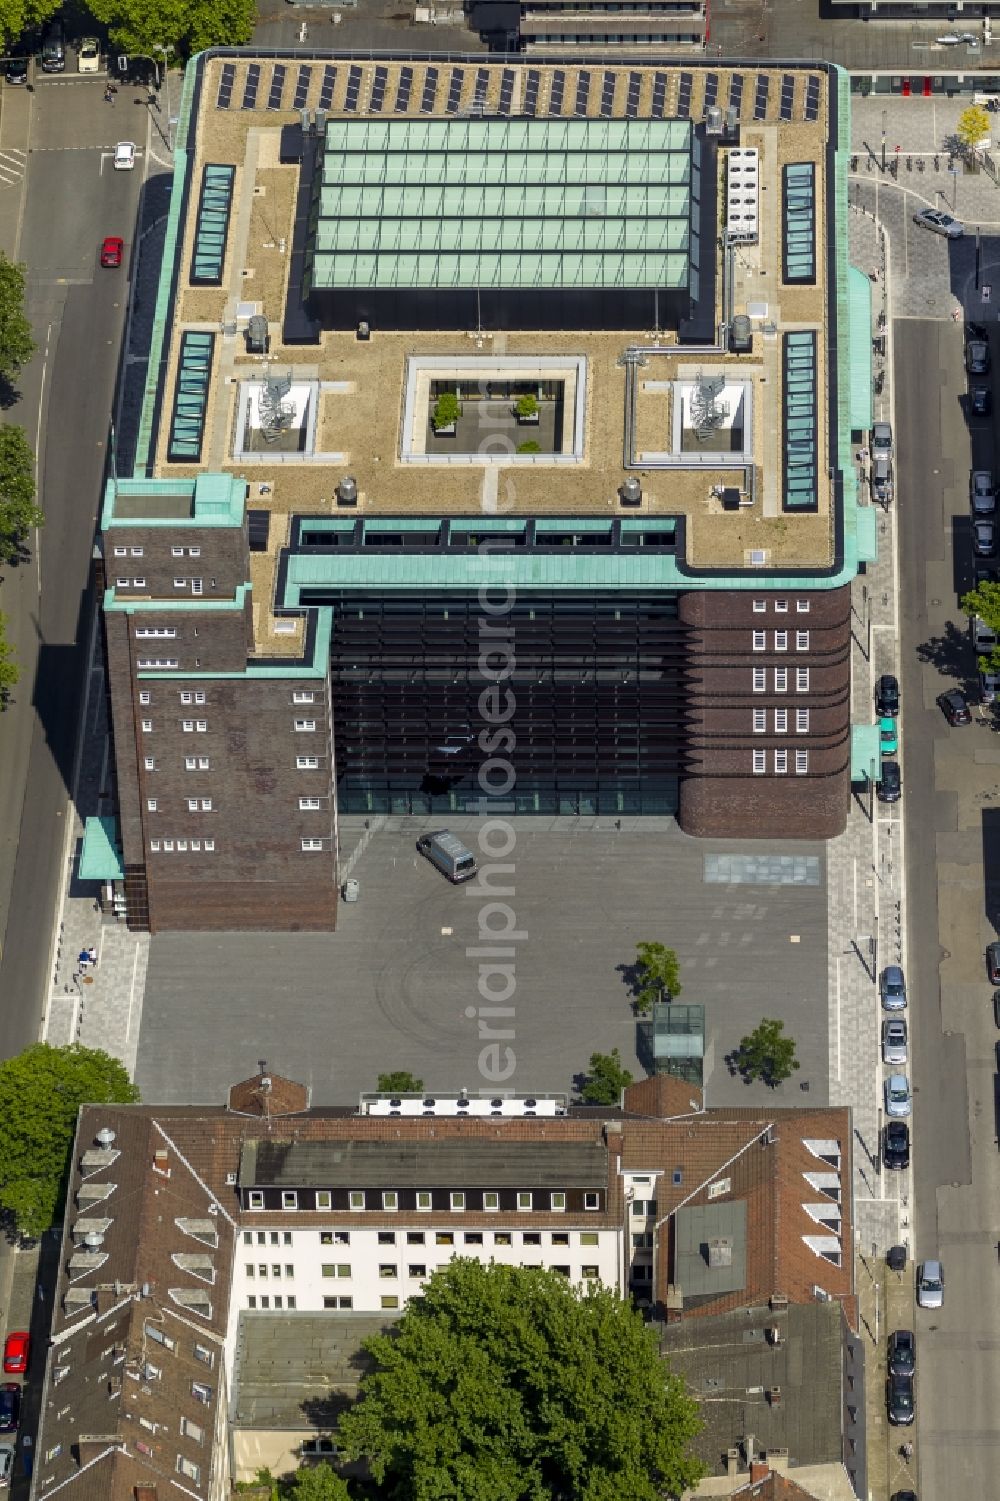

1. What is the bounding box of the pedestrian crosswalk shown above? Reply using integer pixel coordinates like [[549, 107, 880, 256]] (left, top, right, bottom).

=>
[[0, 148, 26, 187]]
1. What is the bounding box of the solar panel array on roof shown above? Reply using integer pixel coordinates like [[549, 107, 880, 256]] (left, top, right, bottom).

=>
[[499, 68, 515, 113], [549, 69, 565, 114], [474, 67, 489, 109], [703, 73, 719, 110], [651, 72, 667, 118], [217, 62, 235, 109], [319, 65, 337, 111], [626, 72, 641, 118], [805, 75, 820, 120], [447, 67, 464, 112], [345, 64, 362, 111], [575, 71, 591, 117], [293, 64, 311, 111], [779, 74, 795, 121], [729, 74, 744, 114], [421, 66, 439, 113], [370, 65, 387, 113], [523, 69, 540, 116], [395, 66, 413, 112], [677, 72, 692, 118], [267, 64, 286, 111], [753, 74, 769, 120], [600, 71, 616, 118], [241, 64, 260, 110]]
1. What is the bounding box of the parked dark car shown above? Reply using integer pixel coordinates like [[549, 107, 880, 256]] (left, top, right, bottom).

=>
[[987, 941, 1000, 985], [876, 674, 899, 716], [883, 1120, 910, 1170], [888, 1328, 916, 1375], [886, 1245, 908, 1272], [4, 56, 28, 84], [972, 385, 993, 417], [887, 1370, 915, 1425], [890, 1492, 917, 1501], [0, 1387, 19, 1436], [993, 990, 1000, 1027], [938, 688, 972, 725], [967, 337, 991, 376], [878, 760, 902, 803]]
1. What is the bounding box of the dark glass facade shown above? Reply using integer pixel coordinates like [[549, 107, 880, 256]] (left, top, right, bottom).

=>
[[301, 590, 691, 815]]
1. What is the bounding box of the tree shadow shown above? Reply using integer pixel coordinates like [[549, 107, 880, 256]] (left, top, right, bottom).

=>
[[0, 376, 21, 411], [916, 618, 976, 689]]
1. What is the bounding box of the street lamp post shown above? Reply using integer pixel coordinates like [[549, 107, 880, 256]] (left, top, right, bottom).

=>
[[153, 44, 174, 150]]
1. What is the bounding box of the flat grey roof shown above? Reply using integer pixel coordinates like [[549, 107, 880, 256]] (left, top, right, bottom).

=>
[[241, 1136, 609, 1188], [232, 1312, 397, 1428], [674, 1200, 747, 1297], [112, 492, 194, 520]]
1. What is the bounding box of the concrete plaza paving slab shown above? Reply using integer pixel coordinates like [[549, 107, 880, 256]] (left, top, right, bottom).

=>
[[135, 819, 828, 1108]]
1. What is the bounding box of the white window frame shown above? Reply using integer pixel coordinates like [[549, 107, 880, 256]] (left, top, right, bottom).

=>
[[180, 691, 192, 705], [299, 797, 321, 811], [113, 546, 127, 557], [173, 578, 187, 589], [774, 709, 787, 734], [584, 1192, 600, 1211], [188, 799, 199, 812], [752, 708, 766, 734], [774, 749, 788, 774], [450, 1192, 465, 1212], [416, 1191, 432, 1211], [204, 839, 215, 852], [774, 668, 788, 692], [753, 749, 766, 775], [133, 578, 146, 589], [301, 838, 323, 852], [795, 750, 809, 774], [195, 720, 207, 733], [131, 547, 144, 557], [551, 1192, 566, 1212], [189, 546, 201, 559], [315, 1191, 332, 1210], [294, 719, 317, 733], [517, 1191, 533, 1211], [176, 1457, 201, 1483], [281, 1191, 298, 1211], [116, 577, 130, 587], [293, 691, 315, 704], [296, 756, 320, 770], [150, 839, 161, 852], [198, 757, 210, 770], [774, 630, 788, 652], [349, 1191, 365, 1210], [774, 599, 789, 613], [483, 1191, 499, 1211], [185, 757, 197, 770], [752, 599, 766, 614], [796, 708, 810, 733], [248, 1191, 264, 1209], [194, 691, 205, 705], [141, 719, 153, 733], [201, 798, 212, 812], [796, 599, 811, 613], [171, 546, 184, 557], [182, 720, 194, 733], [796, 667, 810, 691], [796, 630, 810, 650], [752, 666, 766, 693], [139, 691, 151, 705], [382, 1191, 398, 1212], [146, 799, 157, 812], [144, 757, 155, 771], [752, 630, 766, 652]]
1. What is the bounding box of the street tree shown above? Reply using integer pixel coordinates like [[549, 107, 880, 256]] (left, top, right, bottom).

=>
[[285, 1465, 351, 1501], [0, 423, 43, 564], [580, 1047, 633, 1106], [86, 0, 255, 61], [733, 1018, 800, 1087], [0, 611, 19, 705], [336, 1258, 705, 1501], [960, 580, 1000, 671], [633, 939, 681, 1012], [376, 1071, 424, 1093], [957, 104, 992, 153], [0, 1044, 139, 1237], [0, 252, 34, 387]]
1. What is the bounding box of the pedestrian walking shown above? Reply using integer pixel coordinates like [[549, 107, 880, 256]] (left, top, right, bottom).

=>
[[86, 946, 98, 967]]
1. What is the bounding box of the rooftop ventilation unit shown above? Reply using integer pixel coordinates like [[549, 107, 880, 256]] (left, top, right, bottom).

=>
[[705, 105, 724, 135], [726, 148, 759, 243], [84, 1230, 105, 1249], [707, 1237, 734, 1268], [96, 1128, 116, 1149], [619, 476, 642, 507], [337, 475, 358, 508]]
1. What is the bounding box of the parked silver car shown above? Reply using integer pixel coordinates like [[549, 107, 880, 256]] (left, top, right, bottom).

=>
[[871, 420, 893, 457], [971, 470, 997, 516], [882, 1017, 908, 1065], [884, 1073, 912, 1118], [917, 1259, 944, 1308], [880, 965, 907, 1011], [913, 207, 964, 238]]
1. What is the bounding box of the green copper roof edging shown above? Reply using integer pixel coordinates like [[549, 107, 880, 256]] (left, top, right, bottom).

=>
[[102, 474, 247, 530], [134, 608, 332, 681], [79, 816, 125, 883], [104, 584, 250, 612], [851, 723, 880, 784]]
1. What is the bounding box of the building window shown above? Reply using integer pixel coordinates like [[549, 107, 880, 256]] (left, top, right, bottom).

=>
[[135, 627, 176, 639], [146, 798, 157, 812], [321, 1264, 351, 1279], [409, 1264, 427, 1278], [580, 1232, 599, 1245], [407, 1231, 425, 1245], [483, 1192, 499, 1211], [382, 1191, 398, 1211], [163, 840, 174, 852], [416, 1191, 432, 1211], [137, 659, 178, 670], [198, 757, 209, 769], [494, 1232, 512, 1246], [315, 1191, 331, 1210], [296, 756, 319, 770], [193, 1344, 214, 1367], [299, 797, 321, 811], [187, 799, 198, 812], [436, 1231, 454, 1246], [796, 599, 810, 613], [181, 692, 192, 705], [752, 599, 766, 613], [301, 838, 323, 852], [774, 668, 788, 692], [378, 1231, 396, 1246], [133, 578, 146, 589], [517, 1192, 532, 1211], [247, 1295, 256, 1308], [753, 666, 766, 692], [753, 749, 766, 775], [139, 691, 151, 705], [184, 757, 197, 770], [774, 750, 788, 774], [294, 719, 317, 733], [191, 1381, 212, 1404], [551, 1232, 570, 1246], [796, 750, 809, 774], [349, 1192, 365, 1210], [775, 599, 788, 613], [584, 1193, 600, 1211], [194, 691, 205, 705], [113, 546, 127, 556], [248, 1191, 264, 1209], [171, 546, 184, 557], [582, 1265, 600, 1279], [753, 708, 766, 734], [550, 1192, 566, 1212], [176, 1457, 201, 1483], [287, 1295, 296, 1309], [196, 720, 207, 732], [324, 1295, 353, 1309], [174, 578, 187, 589], [796, 630, 810, 650], [149, 840, 161, 852], [116, 578, 130, 587], [464, 1232, 483, 1245], [450, 1192, 465, 1211], [752, 630, 766, 652], [257, 1264, 267, 1279], [180, 1416, 204, 1443], [381, 1296, 399, 1310], [796, 667, 810, 691], [201, 799, 212, 811], [144, 757, 155, 771], [774, 709, 787, 734], [281, 1191, 298, 1211], [293, 691, 315, 704], [522, 1232, 541, 1246], [796, 708, 810, 732], [774, 631, 788, 651], [379, 1264, 397, 1279], [204, 839, 215, 852]]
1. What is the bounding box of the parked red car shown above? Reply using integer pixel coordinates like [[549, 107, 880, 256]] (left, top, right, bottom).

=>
[[100, 236, 124, 269], [2, 1333, 28, 1376]]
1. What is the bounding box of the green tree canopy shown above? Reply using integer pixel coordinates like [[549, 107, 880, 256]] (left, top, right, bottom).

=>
[[961, 580, 1000, 671], [580, 1047, 633, 1106], [733, 1018, 800, 1087], [0, 424, 43, 565], [85, 0, 254, 59], [0, 1044, 139, 1237], [0, 611, 18, 705], [957, 104, 992, 152], [285, 1465, 351, 1501], [337, 1259, 705, 1501], [0, 252, 34, 387], [376, 1071, 424, 1093], [633, 940, 681, 1013]]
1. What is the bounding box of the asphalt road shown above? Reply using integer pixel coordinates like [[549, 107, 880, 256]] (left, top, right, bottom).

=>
[[0, 77, 144, 1045]]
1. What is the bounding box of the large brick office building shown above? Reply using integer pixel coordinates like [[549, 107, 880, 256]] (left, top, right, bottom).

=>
[[94, 51, 875, 931]]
